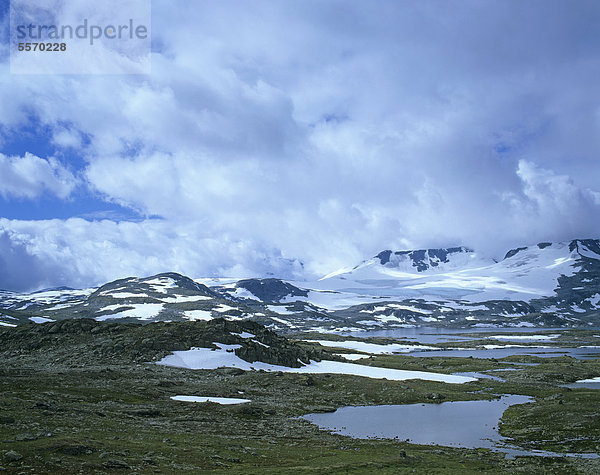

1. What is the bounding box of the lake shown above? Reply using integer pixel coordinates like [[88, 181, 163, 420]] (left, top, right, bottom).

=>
[[301, 395, 532, 449]]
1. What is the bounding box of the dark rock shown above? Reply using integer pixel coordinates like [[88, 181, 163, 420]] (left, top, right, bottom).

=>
[[504, 247, 527, 260], [376, 250, 393, 265], [236, 278, 309, 303], [59, 445, 94, 456], [102, 459, 131, 469], [234, 405, 264, 418], [216, 367, 245, 376], [377, 247, 471, 271], [4, 451, 23, 462], [425, 393, 446, 401], [133, 409, 162, 417]]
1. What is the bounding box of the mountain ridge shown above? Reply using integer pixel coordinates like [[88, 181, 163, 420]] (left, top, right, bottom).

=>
[[1, 238, 600, 331]]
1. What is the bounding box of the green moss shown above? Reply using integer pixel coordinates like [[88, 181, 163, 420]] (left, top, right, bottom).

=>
[[2, 321, 600, 473]]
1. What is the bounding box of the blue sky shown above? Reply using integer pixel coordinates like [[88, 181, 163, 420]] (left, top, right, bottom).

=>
[[1, 0, 600, 291], [0, 113, 142, 221]]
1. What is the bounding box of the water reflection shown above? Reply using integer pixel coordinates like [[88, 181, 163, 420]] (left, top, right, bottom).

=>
[[302, 396, 600, 459], [302, 395, 531, 449]]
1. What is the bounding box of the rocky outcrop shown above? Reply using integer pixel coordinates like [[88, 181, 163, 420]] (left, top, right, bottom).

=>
[[0, 318, 327, 368]]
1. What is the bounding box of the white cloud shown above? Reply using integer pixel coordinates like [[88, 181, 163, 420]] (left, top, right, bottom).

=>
[[0, 218, 304, 291], [1, 1, 600, 288], [517, 160, 598, 213], [0, 153, 77, 199]]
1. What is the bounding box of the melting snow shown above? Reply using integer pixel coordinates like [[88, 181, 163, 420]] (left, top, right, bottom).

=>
[[336, 353, 369, 361], [183, 310, 213, 321], [106, 292, 150, 299], [156, 346, 476, 384], [96, 303, 164, 321], [29, 317, 55, 324], [304, 339, 438, 354], [162, 295, 212, 303], [252, 340, 270, 348], [232, 331, 255, 339], [586, 294, 600, 308], [575, 376, 600, 383], [232, 288, 260, 300], [171, 395, 250, 404], [267, 305, 296, 315], [214, 304, 237, 313], [145, 277, 177, 288], [486, 334, 559, 341]]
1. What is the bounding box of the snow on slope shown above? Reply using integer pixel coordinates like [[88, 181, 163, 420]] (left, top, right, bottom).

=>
[[96, 303, 164, 321], [2, 240, 600, 329], [156, 343, 476, 383], [305, 242, 586, 304]]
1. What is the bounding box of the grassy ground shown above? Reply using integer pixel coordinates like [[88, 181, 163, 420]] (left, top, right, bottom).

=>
[[1, 324, 600, 473]]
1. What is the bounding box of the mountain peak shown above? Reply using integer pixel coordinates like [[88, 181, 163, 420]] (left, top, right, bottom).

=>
[[569, 239, 600, 259], [375, 247, 474, 272], [502, 239, 600, 262]]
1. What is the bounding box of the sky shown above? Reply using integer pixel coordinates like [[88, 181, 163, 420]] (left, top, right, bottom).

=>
[[1, 0, 600, 291]]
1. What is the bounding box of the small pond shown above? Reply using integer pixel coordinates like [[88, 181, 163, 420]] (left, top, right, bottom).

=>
[[301, 395, 531, 450], [404, 346, 600, 360], [563, 377, 600, 390], [301, 395, 600, 459], [341, 327, 567, 345]]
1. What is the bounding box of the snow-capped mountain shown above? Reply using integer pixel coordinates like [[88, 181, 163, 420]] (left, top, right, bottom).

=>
[[1, 239, 599, 331], [314, 241, 588, 302]]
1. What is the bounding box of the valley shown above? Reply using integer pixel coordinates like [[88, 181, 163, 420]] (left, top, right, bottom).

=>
[[2, 239, 600, 472]]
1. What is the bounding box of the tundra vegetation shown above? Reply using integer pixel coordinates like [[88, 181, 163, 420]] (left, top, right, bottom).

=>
[[1, 319, 599, 473]]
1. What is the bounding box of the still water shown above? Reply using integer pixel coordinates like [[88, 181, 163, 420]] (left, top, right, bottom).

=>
[[341, 327, 565, 344], [342, 327, 600, 359], [302, 396, 600, 458], [404, 346, 600, 360], [302, 395, 531, 449]]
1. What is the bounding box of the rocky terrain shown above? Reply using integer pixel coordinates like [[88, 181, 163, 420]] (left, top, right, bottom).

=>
[[1, 239, 600, 332], [0, 319, 600, 473], [0, 318, 326, 368]]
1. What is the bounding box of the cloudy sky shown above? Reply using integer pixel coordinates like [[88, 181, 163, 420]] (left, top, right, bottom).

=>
[[1, 0, 600, 291]]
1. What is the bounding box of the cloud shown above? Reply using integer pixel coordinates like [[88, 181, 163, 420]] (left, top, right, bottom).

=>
[[0, 218, 304, 292], [502, 160, 600, 242], [0, 152, 77, 199], [1, 0, 600, 289], [0, 230, 58, 292]]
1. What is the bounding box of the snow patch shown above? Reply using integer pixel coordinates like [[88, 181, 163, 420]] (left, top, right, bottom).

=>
[[305, 339, 438, 354], [162, 295, 212, 303], [170, 396, 250, 405], [96, 303, 164, 321], [183, 310, 213, 321], [335, 353, 369, 361], [106, 292, 150, 299], [157, 346, 476, 384], [29, 316, 55, 324], [486, 334, 559, 341], [575, 376, 600, 383], [232, 331, 255, 339], [267, 305, 296, 315]]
